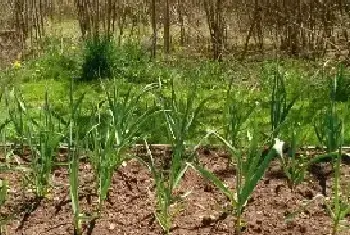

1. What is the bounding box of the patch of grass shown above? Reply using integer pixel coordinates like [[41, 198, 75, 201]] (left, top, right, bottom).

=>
[[2, 38, 350, 145]]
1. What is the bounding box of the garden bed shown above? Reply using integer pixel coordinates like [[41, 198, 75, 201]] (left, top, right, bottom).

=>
[[1, 146, 350, 235]]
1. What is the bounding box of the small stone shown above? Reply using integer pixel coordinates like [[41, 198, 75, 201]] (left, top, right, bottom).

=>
[[109, 223, 116, 230]]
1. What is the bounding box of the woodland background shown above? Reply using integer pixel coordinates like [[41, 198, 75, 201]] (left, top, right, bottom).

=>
[[0, 0, 349, 66]]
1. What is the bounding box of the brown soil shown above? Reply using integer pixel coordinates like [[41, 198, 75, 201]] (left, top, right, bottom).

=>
[[1, 147, 350, 235]]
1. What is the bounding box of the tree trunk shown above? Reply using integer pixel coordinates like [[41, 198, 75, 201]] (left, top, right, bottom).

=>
[[164, 0, 170, 55], [204, 0, 223, 61], [151, 0, 156, 59], [241, 0, 261, 60], [94, 0, 100, 38], [107, 0, 112, 37], [177, 0, 185, 47]]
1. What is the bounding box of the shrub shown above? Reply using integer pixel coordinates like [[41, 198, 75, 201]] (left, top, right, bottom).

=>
[[81, 36, 116, 81]]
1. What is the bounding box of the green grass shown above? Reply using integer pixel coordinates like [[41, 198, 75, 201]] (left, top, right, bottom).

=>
[[1, 42, 350, 146]]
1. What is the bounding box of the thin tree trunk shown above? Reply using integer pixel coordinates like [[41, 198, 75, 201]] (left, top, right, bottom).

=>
[[14, 0, 21, 40], [215, 0, 223, 61], [151, 0, 156, 59], [204, 0, 223, 61], [164, 0, 170, 55], [107, 0, 112, 37], [111, 0, 116, 34], [23, 0, 29, 41], [177, 0, 184, 47], [29, 0, 34, 55], [34, 0, 40, 40], [103, 0, 106, 34], [39, 0, 44, 37], [94, 0, 100, 38], [75, 0, 86, 38], [117, 6, 127, 46], [85, 0, 94, 38], [240, 0, 260, 60]]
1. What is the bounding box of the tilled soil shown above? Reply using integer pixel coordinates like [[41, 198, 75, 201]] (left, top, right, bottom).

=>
[[1, 147, 350, 235]]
